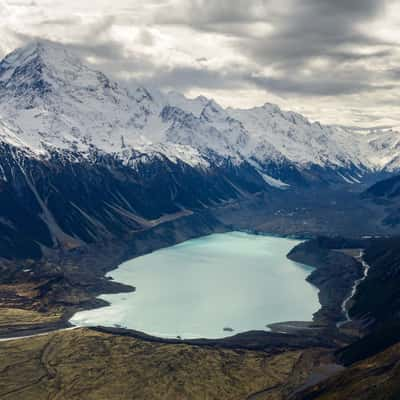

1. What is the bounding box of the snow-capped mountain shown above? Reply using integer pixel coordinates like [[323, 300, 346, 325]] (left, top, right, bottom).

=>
[[1, 40, 399, 180], [0, 40, 399, 259], [0, 41, 208, 167]]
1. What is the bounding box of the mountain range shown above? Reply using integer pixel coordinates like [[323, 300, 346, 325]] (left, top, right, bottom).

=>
[[1, 40, 400, 258]]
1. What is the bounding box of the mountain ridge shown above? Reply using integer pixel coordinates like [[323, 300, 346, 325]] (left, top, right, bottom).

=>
[[0, 40, 399, 184]]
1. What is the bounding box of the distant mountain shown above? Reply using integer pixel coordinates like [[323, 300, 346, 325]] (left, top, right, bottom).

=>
[[0, 40, 400, 258]]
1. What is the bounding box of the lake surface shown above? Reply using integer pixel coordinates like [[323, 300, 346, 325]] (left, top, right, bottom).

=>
[[70, 232, 320, 339]]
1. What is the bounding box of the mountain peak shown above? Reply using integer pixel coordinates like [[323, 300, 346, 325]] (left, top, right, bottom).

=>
[[9, 39, 81, 60], [0, 40, 121, 110], [0, 40, 82, 78]]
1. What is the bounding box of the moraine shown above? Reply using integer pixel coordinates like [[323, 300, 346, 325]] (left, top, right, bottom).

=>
[[70, 232, 320, 339]]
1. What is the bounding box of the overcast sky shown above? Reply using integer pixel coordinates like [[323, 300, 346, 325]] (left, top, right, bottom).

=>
[[1, 0, 400, 127]]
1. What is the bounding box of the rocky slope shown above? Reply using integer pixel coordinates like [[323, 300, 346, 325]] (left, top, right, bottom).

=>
[[0, 140, 267, 259], [293, 341, 400, 400], [349, 236, 400, 328], [362, 174, 400, 226]]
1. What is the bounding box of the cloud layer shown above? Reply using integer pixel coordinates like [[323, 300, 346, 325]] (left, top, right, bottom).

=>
[[1, 0, 400, 127]]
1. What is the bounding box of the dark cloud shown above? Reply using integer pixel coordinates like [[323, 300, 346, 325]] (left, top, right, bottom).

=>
[[249, 75, 396, 96], [305, 0, 382, 18], [152, 0, 394, 97], [130, 59, 397, 99], [383, 67, 400, 81], [155, 0, 273, 26], [67, 41, 126, 61], [138, 64, 251, 92], [326, 49, 393, 63], [232, 0, 388, 66], [38, 18, 81, 26], [138, 29, 155, 47]]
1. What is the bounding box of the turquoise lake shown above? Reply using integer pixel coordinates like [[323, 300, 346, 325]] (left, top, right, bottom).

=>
[[70, 232, 320, 339]]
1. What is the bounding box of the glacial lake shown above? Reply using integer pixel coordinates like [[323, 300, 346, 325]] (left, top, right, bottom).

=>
[[70, 232, 320, 339]]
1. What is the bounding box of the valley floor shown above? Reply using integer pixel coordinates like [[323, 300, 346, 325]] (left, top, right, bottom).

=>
[[1, 192, 400, 399]]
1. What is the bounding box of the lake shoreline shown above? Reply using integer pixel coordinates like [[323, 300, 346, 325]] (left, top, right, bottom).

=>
[[0, 211, 228, 338], [0, 212, 363, 345], [69, 233, 320, 339], [287, 239, 365, 326]]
